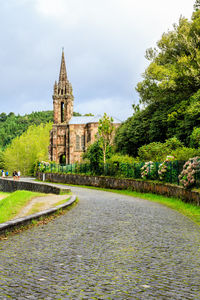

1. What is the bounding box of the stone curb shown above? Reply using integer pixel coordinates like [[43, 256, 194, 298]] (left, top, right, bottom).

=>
[[0, 195, 77, 236]]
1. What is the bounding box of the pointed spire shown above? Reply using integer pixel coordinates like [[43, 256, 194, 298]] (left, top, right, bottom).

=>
[[59, 49, 67, 83]]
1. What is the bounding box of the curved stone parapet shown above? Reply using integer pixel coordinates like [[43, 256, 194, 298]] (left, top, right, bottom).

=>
[[0, 178, 70, 194], [0, 195, 76, 236]]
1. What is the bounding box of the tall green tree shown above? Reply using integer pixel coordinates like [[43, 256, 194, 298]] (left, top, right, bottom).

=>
[[4, 123, 52, 176], [115, 6, 200, 156], [97, 113, 115, 164]]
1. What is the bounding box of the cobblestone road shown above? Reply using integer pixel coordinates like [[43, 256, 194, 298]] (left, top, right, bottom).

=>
[[0, 185, 200, 299]]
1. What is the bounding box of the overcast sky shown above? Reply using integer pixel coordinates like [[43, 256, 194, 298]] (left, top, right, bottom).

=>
[[0, 0, 194, 120]]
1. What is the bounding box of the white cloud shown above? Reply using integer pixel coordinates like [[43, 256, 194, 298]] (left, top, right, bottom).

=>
[[0, 0, 195, 119], [35, 0, 66, 17], [75, 97, 133, 121]]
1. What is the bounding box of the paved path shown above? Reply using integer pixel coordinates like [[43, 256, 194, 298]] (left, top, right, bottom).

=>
[[0, 184, 200, 299]]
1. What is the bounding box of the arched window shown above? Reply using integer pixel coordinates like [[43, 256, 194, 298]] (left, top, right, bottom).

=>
[[87, 132, 91, 143], [76, 135, 80, 150], [81, 135, 85, 151], [61, 102, 64, 123]]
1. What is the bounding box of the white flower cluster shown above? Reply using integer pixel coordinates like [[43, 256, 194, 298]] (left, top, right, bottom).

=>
[[178, 157, 200, 188], [141, 161, 155, 179], [39, 161, 50, 171], [158, 156, 175, 181]]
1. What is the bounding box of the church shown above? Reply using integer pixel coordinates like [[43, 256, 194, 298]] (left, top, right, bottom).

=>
[[49, 51, 121, 164]]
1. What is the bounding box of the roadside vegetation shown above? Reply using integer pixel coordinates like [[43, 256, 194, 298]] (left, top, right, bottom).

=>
[[4, 123, 52, 176]]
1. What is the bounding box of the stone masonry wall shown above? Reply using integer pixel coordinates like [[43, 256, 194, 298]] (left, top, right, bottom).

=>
[[37, 172, 200, 206], [0, 178, 70, 194]]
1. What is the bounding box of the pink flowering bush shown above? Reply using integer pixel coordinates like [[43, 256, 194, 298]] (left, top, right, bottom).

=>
[[178, 157, 200, 189], [141, 161, 157, 180], [158, 155, 175, 181]]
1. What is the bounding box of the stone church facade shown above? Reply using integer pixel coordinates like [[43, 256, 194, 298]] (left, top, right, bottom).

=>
[[49, 51, 121, 164]]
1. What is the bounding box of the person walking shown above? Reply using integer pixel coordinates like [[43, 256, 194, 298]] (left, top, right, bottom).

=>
[[13, 171, 17, 181], [17, 170, 20, 180]]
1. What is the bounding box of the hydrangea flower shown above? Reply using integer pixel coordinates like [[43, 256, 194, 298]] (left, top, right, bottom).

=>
[[141, 161, 156, 180], [158, 156, 175, 181], [179, 157, 200, 189]]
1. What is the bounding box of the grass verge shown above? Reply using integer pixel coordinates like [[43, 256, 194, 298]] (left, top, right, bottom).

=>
[[0, 190, 45, 223], [0, 197, 78, 240], [41, 181, 200, 227]]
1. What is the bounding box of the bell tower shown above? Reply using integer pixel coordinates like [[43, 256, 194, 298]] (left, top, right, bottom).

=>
[[53, 50, 74, 124], [49, 50, 74, 164]]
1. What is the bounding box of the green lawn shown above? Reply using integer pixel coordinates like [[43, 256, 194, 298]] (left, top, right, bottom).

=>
[[0, 191, 44, 223]]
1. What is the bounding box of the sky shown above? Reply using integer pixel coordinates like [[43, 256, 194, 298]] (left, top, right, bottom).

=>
[[0, 0, 194, 121]]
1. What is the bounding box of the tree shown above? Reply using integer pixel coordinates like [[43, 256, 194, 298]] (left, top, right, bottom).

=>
[[115, 8, 200, 156], [194, 0, 200, 11], [136, 15, 200, 107], [4, 123, 52, 176], [190, 127, 200, 148], [83, 140, 103, 173], [0, 111, 54, 149], [84, 113, 94, 116], [97, 113, 115, 164]]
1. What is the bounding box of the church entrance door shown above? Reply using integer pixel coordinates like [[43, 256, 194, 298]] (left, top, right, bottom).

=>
[[59, 154, 66, 165]]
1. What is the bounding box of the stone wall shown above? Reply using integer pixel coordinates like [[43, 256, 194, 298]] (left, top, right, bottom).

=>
[[0, 178, 70, 194], [37, 172, 200, 206]]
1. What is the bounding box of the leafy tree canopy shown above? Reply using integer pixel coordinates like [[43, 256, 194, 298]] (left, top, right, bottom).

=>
[[115, 5, 200, 156], [97, 113, 115, 164], [0, 110, 83, 149], [4, 123, 52, 176]]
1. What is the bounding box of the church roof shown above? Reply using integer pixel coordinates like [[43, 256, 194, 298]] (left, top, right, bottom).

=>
[[69, 114, 121, 125]]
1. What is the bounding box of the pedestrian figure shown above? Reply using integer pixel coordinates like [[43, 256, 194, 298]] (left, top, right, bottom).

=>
[[13, 171, 17, 181], [5, 171, 8, 177], [1, 170, 4, 177], [17, 170, 20, 180], [2, 171, 5, 178]]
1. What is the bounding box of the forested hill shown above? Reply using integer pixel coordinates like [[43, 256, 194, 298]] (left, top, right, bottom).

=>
[[0, 111, 53, 149], [0, 110, 86, 149]]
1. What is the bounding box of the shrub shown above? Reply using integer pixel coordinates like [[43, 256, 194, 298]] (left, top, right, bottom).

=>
[[164, 137, 184, 150], [190, 127, 200, 148], [178, 157, 200, 189], [107, 153, 138, 164], [171, 147, 200, 161], [38, 161, 50, 172], [141, 161, 157, 180], [82, 140, 113, 174], [138, 142, 167, 162], [158, 155, 175, 181], [138, 137, 183, 162]]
